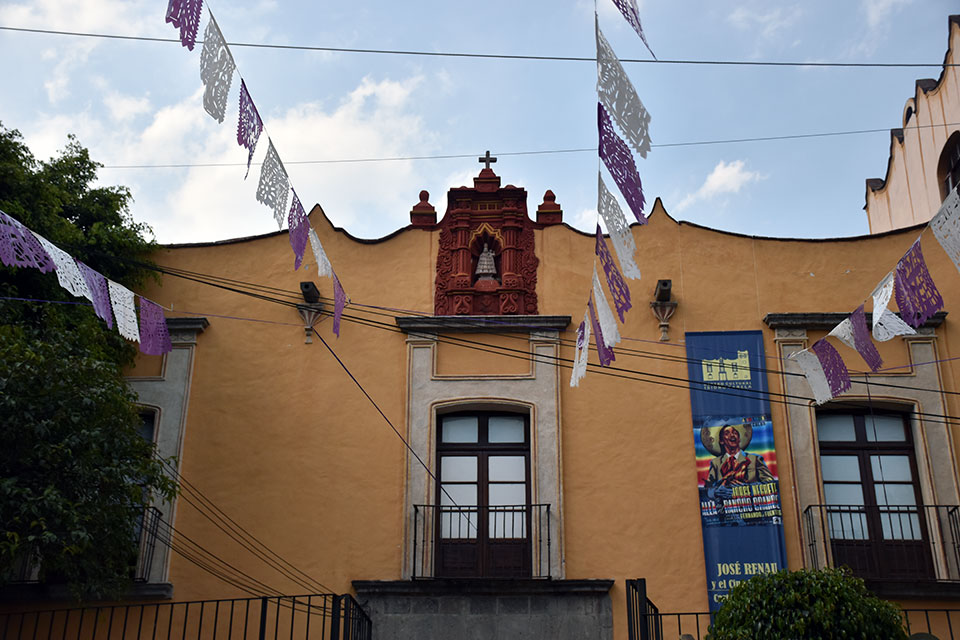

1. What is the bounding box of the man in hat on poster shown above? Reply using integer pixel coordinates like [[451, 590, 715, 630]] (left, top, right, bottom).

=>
[[705, 421, 775, 488]]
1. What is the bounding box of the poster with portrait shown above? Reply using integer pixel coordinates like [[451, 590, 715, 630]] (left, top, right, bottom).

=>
[[685, 331, 787, 611]]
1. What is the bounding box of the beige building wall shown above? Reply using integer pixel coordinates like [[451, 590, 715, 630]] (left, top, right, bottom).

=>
[[115, 195, 960, 638], [866, 16, 960, 233]]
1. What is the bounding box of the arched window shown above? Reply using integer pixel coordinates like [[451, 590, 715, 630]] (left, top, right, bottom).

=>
[[938, 131, 960, 201], [434, 410, 532, 578]]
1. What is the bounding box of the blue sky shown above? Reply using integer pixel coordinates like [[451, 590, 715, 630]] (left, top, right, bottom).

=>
[[0, 0, 955, 243]]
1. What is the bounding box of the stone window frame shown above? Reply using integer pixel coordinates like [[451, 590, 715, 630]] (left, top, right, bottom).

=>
[[771, 317, 960, 582], [124, 317, 207, 597], [397, 316, 569, 580]]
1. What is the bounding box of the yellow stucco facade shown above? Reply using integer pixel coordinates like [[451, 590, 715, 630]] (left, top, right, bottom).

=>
[[115, 184, 960, 637], [7, 13, 960, 640]]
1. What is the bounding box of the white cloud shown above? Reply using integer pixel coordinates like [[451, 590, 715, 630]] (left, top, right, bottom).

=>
[[845, 0, 914, 57], [136, 75, 441, 243], [862, 0, 913, 29], [0, 0, 161, 34], [571, 208, 599, 233], [104, 91, 152, 122], [0, 0, 163, 103], [727, 5, 802, 41], [674, 160, 763, 213]]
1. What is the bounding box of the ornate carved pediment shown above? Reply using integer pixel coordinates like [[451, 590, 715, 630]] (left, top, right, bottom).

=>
[[433, 169, 544, 316]]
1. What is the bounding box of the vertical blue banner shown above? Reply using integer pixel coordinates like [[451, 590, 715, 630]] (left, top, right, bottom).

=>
[[685, 331, 787, 611]]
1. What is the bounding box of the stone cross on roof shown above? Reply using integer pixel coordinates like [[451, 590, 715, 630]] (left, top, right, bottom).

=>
[[479, 150, 497, 170]]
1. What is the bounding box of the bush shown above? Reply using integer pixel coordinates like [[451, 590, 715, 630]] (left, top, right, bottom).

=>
[[708, 568, 907, 640]]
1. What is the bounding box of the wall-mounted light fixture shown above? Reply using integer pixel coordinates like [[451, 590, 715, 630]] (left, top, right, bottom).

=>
[[650, 279, 678, 342], [298, 281, 325, 344]]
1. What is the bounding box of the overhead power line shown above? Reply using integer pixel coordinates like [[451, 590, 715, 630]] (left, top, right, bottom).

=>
[[82, 257, 960, 426], [157, 457, 335, 595], [1, 25, 955, 69], [96, 121, 960, 169]]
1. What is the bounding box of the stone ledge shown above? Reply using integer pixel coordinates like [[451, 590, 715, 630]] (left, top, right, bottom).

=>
[[0, 581, 174, 603], [396, 315, 571, 334], [763, 311, 946, 330], [166, 317, 209, 332], [353, 578, 613, 596], [866, 579, 960, 600]]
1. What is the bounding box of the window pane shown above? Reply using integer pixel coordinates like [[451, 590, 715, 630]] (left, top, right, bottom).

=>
[[817, 415, 856, 441], [874, 484, 917, 506], [440, 484, 477, 506], [488, 456, 525, 482], [440, 509, 477, 539], [821, 456, 861, 482], [439, 484, 478, 538], [865, 415, 906, 442], [828, 510, 868, 540], [880, 511, 922, 540], [440, 456, 477, 482], [442, 416, 478, 443], [489, 508, 526, 539], [488, 416, 525, 443], [824, 483, 864, 506], [870, 455, 912, 482], [489, 483, 526, 506], [138, 412, 156, 443]]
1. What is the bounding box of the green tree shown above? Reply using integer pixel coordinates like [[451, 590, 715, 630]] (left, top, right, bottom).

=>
[[0, 123, 177, 599], [708, 568, 907, 640]]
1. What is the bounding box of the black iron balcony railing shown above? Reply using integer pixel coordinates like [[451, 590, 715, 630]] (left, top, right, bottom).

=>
[[803, 504, 960, 582], [412, 503, 551, 579], [6, 506, 163, 585], [134, 506, 162, 582], [0, 593, 371, 640]]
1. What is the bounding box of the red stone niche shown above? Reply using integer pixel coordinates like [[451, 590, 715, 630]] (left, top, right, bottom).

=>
[[433, 168, 544, 316]]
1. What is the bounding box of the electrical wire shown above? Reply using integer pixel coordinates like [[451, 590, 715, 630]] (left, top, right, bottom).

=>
[[155, 519, 284, 596], [6, 273, 960, 424], [155, 457, 335, 595], [84, 254, 957, 397], [1, 25, 955, 68], [310, 326, 481, 528], [95, 122, 960, 169], [12, 251, 960, 423]]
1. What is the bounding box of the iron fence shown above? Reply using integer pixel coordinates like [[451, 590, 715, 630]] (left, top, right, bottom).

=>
[[624, 579, 661, 640], [903, 609, 960, 639], [0, 594, 371, 640], [627, 580, 960, 640], [412, 503, 551, 579], [803, 504, 960, 582]]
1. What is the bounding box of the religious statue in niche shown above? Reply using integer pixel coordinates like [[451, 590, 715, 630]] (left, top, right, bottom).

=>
[[473, 241, 501, 289], [432, 162, 540, 316]]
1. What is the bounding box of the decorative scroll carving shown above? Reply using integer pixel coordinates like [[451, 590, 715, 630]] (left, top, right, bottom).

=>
[[433, 172, 540, 315]]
